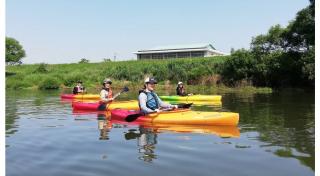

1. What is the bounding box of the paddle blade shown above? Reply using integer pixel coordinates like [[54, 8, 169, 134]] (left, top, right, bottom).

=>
[[125, 113, 144, 122], [177, 103, 193, 109], [122, 86, 129, 93]]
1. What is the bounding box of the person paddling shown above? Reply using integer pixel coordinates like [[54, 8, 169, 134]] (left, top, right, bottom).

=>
[[138, 77, 178, 114], [100, 78, 114, 103], [176, 81, 192, 96], [73, 80, 85, 94]]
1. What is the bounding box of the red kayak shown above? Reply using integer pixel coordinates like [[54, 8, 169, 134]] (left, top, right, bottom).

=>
[[61, 94, 75, 99]]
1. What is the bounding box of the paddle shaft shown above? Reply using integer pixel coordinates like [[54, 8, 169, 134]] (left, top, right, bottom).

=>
[[125, 103, 192, 122]]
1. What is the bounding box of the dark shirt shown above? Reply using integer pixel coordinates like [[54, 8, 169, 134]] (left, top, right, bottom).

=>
[[73, 85, 85, 94], [176, 87, 187, 96]]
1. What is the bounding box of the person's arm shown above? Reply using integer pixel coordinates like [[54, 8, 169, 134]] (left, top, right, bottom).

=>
[[139, 93, 156, 114], [155, 93, 176, 109], [100, 90, 113, 103], [81, 86, 86, 93]]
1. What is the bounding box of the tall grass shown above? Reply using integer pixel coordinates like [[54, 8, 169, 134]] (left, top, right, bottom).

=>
[[6, 56, 227, 90]]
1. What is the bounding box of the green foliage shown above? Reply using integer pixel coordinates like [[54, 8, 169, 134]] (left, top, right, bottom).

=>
[[38, 77, 60, 89], [301, 47, 314, 82], [33, 63, 49, 73], [6, 75, 32, 89], [103, 58, 112, 62], [6, 37, 26, 65], [284, 1, 314, 51], [220, 49, 255, 86], [220, 0, 314, 88], [5, 56, 226, 89], [79, 58, 90, 64], [63, 72, 85, 87], [251, 25, 286, 55]]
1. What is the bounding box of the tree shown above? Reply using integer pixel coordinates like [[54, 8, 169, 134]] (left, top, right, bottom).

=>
[[251, 24, 286, 55], [285, 2, 314, 52], [103, 58, 112, 62], [79, 58, 89, 63], [6, 37, 26, 65]]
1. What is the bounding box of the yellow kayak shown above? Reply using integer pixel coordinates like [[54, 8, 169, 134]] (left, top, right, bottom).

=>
[[160, 95, 222, 101], [143, 124, 240, 138], [111, 109, 239, 126]]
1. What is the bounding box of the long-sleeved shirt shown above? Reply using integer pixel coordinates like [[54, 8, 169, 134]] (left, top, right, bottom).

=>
[[100, 89, 112, 103], [138, 90, 174, 114]]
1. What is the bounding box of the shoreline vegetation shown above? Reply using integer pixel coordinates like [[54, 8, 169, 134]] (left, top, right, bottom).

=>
[[6, 55, 308, 94]]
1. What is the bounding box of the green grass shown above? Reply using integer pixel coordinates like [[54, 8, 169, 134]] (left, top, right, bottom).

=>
[[5, 56, 272, 93]]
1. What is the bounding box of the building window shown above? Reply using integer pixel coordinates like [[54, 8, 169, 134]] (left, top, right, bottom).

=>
[[152, 53, 163, 59], [177, 52, 190, 58], [167, 53, 177, 58], [191, 51, 204, 57], [139, 54, 152, 59]]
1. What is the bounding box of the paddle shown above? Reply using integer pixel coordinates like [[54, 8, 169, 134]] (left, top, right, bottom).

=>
[[97, 86, 129, 111], [174, 103, 193, 109], [125, 103, 193, 122]]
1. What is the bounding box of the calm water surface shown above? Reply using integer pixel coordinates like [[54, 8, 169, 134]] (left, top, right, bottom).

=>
[[6, 88, 314, 176]]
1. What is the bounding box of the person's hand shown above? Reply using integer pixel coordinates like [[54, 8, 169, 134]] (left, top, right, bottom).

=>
[[154, 109, 161, 113]]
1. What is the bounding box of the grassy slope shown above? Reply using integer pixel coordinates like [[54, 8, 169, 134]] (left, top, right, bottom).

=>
[[5, 56, 272, 93]]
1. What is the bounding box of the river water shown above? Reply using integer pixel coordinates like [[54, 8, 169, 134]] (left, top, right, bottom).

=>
[[5, 88, 314, 176]]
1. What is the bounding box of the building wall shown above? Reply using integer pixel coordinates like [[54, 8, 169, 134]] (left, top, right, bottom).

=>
[[204, 51, 224, 57], [138, 51, 205, 60]]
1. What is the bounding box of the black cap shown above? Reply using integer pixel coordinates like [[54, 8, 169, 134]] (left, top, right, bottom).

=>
[[145, 77, 157, 84]]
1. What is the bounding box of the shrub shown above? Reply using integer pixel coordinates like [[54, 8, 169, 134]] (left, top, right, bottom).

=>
[[33, 63, 49, 73], [38, 77, 60, 89]]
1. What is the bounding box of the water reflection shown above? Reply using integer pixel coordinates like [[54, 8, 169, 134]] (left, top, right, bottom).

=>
[[124, 126, 158, 163], [6, 89, 315, 175], [97, 113, 111, 140], [223, 91, 315, 170]]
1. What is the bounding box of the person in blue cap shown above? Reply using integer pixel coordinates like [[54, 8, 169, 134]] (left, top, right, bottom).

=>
[[138, 77, 178, 114]]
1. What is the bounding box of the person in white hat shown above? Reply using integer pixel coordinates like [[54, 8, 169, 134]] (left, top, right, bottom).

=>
[[176, 81, 188, 96], [100, 78, 114, 103], [138, 77, 178, 114]]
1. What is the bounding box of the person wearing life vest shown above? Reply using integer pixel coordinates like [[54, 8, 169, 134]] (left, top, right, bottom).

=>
[[176, 81, 193, 96], [138, 77, 178, 114], [100, 78, 114, 103], [73, 80, 85, 94]]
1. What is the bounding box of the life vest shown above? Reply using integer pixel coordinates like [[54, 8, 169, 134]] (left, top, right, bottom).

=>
[[139, 90, 159, 110], [104, 88, 113, 99], [73, 86, 83, 94]]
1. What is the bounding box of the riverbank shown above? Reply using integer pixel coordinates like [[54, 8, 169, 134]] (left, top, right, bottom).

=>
[[6, 56, 274, 93], [5, 56, 223, 89]]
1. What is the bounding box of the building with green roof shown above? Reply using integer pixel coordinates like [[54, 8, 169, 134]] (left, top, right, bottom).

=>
[[134, 43, 228, 60]]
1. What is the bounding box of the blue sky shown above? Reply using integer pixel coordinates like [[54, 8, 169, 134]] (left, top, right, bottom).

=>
[[6, 0, 309, 64]]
